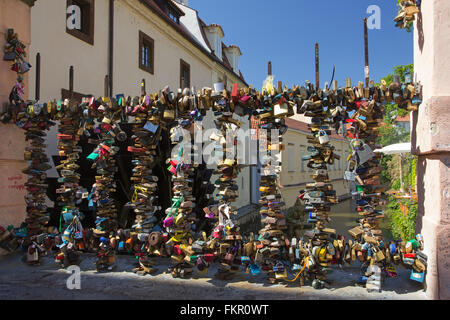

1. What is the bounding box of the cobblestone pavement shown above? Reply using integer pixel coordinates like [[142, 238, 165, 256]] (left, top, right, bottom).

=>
[[0, 252, 427, 300]]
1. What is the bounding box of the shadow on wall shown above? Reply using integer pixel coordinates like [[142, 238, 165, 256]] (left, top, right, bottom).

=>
[[417, 11, 425, 53], [415, 156, 425, 234]]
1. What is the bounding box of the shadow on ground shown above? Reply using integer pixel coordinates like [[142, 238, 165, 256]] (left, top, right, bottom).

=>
[[0, 252, 426, 300]]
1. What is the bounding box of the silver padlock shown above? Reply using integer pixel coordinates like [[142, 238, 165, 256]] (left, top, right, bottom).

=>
[[318, 130, 329, 144]]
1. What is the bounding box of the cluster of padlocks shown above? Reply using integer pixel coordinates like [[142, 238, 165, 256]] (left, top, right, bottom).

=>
[[250, 82, 291, 283], [394, 0, 421, 29], [164, 87, 200, 278], [2, 29, 30, 124], [20, 108, 52, 240], [1, 70, 426, 289], [120, 90, 164, 275], [295, 81, 341, 287]]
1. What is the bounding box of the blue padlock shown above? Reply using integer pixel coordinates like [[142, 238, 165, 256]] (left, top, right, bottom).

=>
[[241, 256, 251, 264], [390, 243, 396, 255], [292, 264, 302, 271], [295, 248, 300, 259], [249, 264, 260, 275]]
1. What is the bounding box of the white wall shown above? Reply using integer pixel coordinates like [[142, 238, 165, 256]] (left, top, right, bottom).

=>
[[27, 0, 252, 208], [29, 0, 109, 101]]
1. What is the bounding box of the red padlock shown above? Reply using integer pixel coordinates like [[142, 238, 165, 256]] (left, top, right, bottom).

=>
[[231, 83, 239, 103], [173, 244, 182, 256]]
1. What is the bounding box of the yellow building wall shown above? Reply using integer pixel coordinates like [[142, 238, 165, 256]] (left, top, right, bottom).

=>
[[29, 0, 110, 101], [27, 0, 251, 209], [280, 127, 350, 208]]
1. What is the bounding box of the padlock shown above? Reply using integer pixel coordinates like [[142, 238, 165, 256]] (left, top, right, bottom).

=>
[[318, 130, 329, 144]]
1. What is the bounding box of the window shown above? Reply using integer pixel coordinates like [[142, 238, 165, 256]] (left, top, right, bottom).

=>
[[337, 151, 342, 170], [66, 0, 95, 45], [233, 55, 239, 73], [180, 59, 190, 89], [139, 31, 154, 74], [168, 8, 179, 24], [216, 35, 222, 59], [300, 146, 306, 172], [288, 144, 295, 172]]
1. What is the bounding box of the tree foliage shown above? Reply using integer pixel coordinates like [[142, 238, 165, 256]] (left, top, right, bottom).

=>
[[376, 64, 413, 148], [377, 63, 418, 241], [386, 197, 418, 241]]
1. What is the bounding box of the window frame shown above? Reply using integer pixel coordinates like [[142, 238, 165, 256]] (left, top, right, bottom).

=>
[[180, 59, 190, 89], [168, 8, 180, 24], [139, 31, 155, 75], [300, 145, 306, 172], [216, 35, 222, 59], [287, 144, 295, 172], [66, 0, 95, 46]]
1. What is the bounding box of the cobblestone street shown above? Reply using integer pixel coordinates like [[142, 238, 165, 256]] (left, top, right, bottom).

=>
[[0, 253, 427, 300]]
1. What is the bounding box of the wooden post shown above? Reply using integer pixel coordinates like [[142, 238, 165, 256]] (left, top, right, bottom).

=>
[[108, 0, 114, 97], [315, 43, 319, 89], [35, 53, 40, 101], [140, 79, 146, 96], [364, 18, 370, 87], [268, 61, 272, 76], [104, 75, 109, 97], [69, 66, 74, 100]]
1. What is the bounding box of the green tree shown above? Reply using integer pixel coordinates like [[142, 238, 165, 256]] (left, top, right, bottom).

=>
[[376, 63, 413, 147], [377, 63, 418, 241]]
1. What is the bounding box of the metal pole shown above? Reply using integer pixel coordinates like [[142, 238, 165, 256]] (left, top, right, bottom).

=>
[[104, 75, 109, 97], [315, 43, 319, 89], [108, 0, 114, 96], [268, 61, 272, 76], [35, 53, 40, 101], [364, 18, 370, 87]]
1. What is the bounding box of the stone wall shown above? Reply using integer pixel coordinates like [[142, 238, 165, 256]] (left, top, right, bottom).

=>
[[413, 0, 450, 300], [0, 0, 32, 227]]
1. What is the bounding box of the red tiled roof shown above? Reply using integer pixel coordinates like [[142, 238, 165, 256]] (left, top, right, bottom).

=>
[[206, 23, 225, 36], [395, 114, 410, 122], [285, 118, 309, 133], [167, 0, 185, 16], [139, 0, 247, 86], [227, 44, 242, 55], [285, 118, 345, 141]]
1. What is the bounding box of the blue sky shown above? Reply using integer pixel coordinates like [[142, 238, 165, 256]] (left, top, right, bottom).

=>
[[189, 0, 414, 89]]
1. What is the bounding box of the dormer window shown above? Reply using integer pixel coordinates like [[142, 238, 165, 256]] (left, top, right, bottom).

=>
[[216, 35, 222, 59], [168, 7, 179, 24], [204, 24, 224, 60], [223, 45, 242, 75], [161, 0, 184, 24]]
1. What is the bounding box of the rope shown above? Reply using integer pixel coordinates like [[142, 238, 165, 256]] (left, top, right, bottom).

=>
[[131, 186, 148, 203], [283, 257, 309, 283]]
